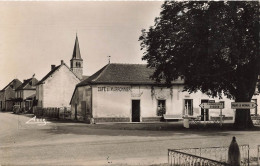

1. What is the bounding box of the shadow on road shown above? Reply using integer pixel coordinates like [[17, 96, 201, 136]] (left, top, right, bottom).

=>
[[42, 121, 260, 137]]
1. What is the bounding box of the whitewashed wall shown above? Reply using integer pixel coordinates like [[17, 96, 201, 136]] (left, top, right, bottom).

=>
[[71, 84, 260, 122], [39, 65, 80, 108]]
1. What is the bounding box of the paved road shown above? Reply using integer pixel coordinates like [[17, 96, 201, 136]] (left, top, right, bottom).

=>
[[0, 112, 260, 166]]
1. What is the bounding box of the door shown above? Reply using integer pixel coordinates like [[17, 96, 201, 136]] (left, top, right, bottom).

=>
[[75, 104, 77, 120], [132, 100, 140, 122], [81, 101, 87, 118], [201, 100, 209, 121]]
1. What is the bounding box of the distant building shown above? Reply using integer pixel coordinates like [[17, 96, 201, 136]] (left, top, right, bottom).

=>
[[70, 63, 260, 123], [0, 79, 22, 111], [15, 77, 38, 112], [36, 35, 87, 108]]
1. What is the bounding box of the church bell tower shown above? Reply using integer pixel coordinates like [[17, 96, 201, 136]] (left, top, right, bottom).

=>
[[70, 34, 83, 80]]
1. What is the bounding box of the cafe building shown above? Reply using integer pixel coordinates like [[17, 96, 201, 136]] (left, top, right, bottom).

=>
[[70, 63, 259, 123]]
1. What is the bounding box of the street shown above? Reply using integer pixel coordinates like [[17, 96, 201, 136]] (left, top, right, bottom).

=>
[[1, 112, 260, 166]]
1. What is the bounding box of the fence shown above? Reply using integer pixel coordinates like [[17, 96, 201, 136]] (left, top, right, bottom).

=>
[[249, 145, 260, 166], [259, 145, 260, 166], [34, 107, 71, 119], [168, 145, 249, 166], [168, 149, 230, 166]]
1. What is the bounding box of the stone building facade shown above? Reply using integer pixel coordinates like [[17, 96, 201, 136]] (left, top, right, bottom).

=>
[[70, 63, 260, 123], [0, 79, 22, 111]]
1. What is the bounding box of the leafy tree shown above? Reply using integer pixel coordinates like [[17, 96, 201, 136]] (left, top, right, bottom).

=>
[[140, 1, 259, 129]]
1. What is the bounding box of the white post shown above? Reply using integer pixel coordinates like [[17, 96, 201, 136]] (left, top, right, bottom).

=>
[[204, 109, 206, 126], [220, 109, 223, 126]]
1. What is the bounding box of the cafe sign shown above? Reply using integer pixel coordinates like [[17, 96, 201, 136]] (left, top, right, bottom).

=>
[[98, 86, 131, 92]]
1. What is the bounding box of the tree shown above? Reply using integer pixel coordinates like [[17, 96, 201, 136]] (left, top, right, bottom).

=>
[[140, 1, 259, 129]]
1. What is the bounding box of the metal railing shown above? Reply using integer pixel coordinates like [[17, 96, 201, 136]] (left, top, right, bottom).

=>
[[257, 145, 260, 166], [168, 149, 230, 166], [168, 145, 249, 166]]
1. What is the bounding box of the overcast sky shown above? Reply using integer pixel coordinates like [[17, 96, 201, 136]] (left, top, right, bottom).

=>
[[0, 1, 163, 88]]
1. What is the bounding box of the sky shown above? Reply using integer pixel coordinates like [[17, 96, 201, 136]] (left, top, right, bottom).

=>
[[0, 1, 163, 88]]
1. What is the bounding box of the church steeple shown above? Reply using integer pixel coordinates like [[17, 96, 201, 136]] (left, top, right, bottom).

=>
[[70, 34, 83, 80], [72, 34, 82, 59]]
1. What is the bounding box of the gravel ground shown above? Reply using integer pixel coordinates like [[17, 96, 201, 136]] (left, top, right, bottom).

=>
[[0, 112, 259, 166]]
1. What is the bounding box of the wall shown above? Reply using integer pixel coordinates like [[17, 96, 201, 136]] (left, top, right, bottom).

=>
[[90, 85, 176, 122], [23, 90, 36, 100], [71, 84, 260, 123], [4, 86, 16, 111], [0, 91, 4, 110], [42, 65, 80, 108], [71, 86, 92, 121], [36, 84, 44, 107]]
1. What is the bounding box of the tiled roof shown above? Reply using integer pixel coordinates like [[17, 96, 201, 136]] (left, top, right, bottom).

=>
[[82, 75, 89, 81], [1, 79, 22, 91], [16, 78, 38, 90], [37, 65, 61, 85], [77, 63, 184, 87]]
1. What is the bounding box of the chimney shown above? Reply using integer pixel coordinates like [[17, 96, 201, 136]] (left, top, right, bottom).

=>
[[51, 65, 56, 70], [61, 60, 64, 65]]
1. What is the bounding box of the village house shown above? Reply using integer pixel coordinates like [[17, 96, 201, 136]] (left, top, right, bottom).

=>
[[70, 63, 260, 123], [0, 79, 22, 111], [36, 35, 86, 109], [14, 76, 38, 112]]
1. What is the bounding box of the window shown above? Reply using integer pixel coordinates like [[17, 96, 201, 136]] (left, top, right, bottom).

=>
[[157, 100, 166, 116], [184, 99, 193, 116]]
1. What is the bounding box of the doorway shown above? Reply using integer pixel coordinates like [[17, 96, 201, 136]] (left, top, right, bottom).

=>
[[75, 104, 77, 120], [201, 100, 209, 121], [132, 100, 140, 122]]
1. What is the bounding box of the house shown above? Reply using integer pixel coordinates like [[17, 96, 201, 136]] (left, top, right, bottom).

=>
[[36, 35, 86, 109], [0, 79, 22, 111], [14, 76, 38, 112], [70, 63, 260, 123]]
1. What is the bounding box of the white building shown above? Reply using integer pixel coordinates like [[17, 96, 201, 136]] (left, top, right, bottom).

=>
[[70, 63, 259, 123], [36, 35, 86, 108]]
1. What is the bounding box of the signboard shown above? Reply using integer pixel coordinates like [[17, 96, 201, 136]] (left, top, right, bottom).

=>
[[231, 102, 258, 109], [199, 102, 224, 109], [98, 86, 131, 92], [208, 100, 215, 103]]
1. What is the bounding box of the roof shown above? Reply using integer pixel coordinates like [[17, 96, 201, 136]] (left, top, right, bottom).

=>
[[37, 61, 82, 85], [82, 75, 89, 80], [16, 78, 38, 90], [37, 65, 61, 85], [71, 35, 82, 60], [1, 79, 22, 91], [77, 63, 184, 87]]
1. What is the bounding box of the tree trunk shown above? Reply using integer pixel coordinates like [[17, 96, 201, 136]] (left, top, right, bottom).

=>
[[234, 109, 254, 129]]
